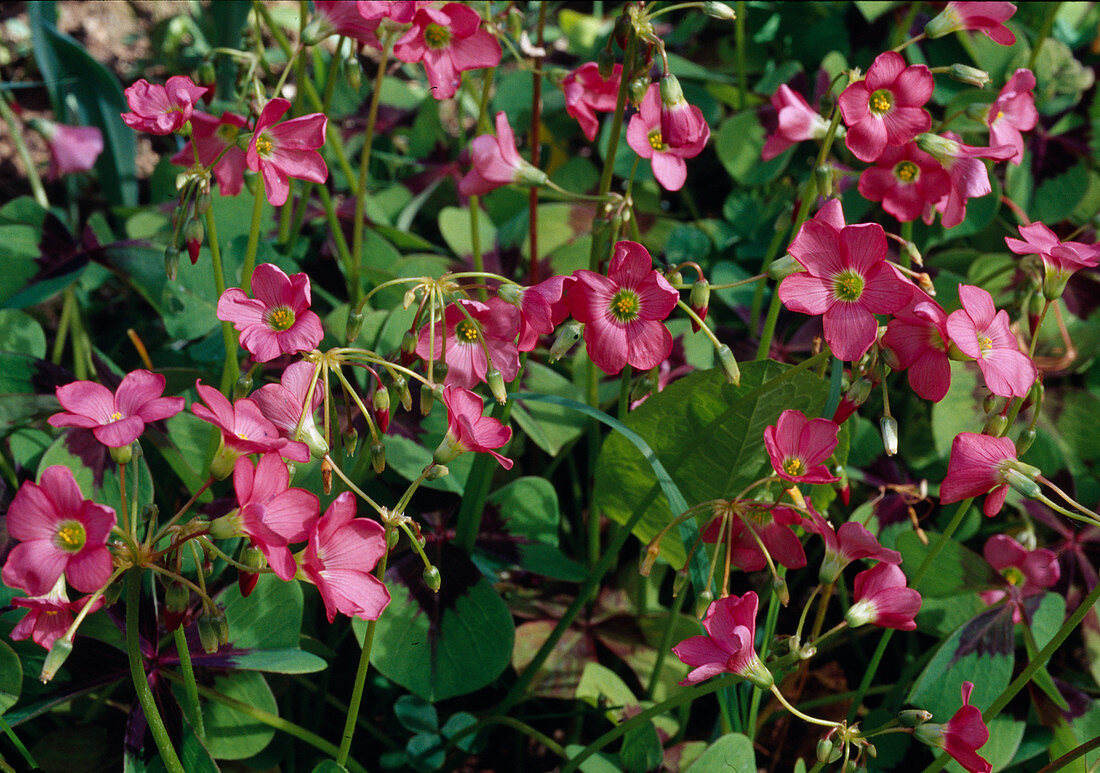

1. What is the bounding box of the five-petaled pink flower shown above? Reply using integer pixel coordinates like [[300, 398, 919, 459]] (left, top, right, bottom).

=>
[[434, 385, 513, 469], [299, 492, 391, 622], [458, 111, 547, 196], [988, 69, 1037, 165], [916, 132, 1016, 229], [306, 0, 385, 46], [857, 142, 950, 223], [779, 217, 913, 361], [762, 84, 834, 161], [979, 534, 1060, 622], [939, 432, 1025, 517], [672, 592, 774, 688], [2, 466, 116, 596], [925, 1, 1017, 46], [218, 263, 325, 362], [1005, 222, 1100, 300], [498, 275, 574, 352], [801, 503, 901, 583], [945, 285, 1036, 398], [231, 453, 320, 580], [914, 682, 992, 773], [393, 3, 502, 100], [121, 75, 209, 135], [626, 83, 709, 191], [882, 288, 952, 402], [764, 409, 841, 485], [246, 98, 328, 207], [171, 110, 249, 196], [838, 51, 933, 163], [11, 585, 104, 651], [845, 562, 921, 630], [702, 502, 807, 572], [562, 62, 622, 141], [568, 240, 680, 375], [49, 370, 184, 448], [415, 299, 520, 389], [32, 120, 103, 180], [253, 360, 328, 457]]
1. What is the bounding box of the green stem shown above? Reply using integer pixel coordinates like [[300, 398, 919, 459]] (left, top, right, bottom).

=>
[[591, 28, 636, 250], [315, 184, 356, 276], [735, 2, 747, 109], [646, 580, 689, 698], [241, 187, 265, 295], [173, 626, 205, 738], [350, 40, 391, 306], [205, 209, 240, 395], [1026, 2, 1062, 72], [454, 399, 514, 552], [0, 96, 48, 209], [747, 577, 783, 736], [0, 713, 36, 770], [1038, 735, 1100, 773], [126, 571, 185, 773]]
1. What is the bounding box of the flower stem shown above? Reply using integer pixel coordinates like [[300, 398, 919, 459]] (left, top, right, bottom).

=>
[[126, 570, 185, 773], [0, 95, 49, 209], [350, 39, 391, 306], [205, 208, 241, 395], [241, 187, 266, 295], [173, 625, 205, 738], [769, 685, 843, 728]]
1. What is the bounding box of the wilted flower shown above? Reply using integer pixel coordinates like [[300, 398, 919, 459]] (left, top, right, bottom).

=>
[[563, 62, 623, 141], [32, 119, 103, 179]]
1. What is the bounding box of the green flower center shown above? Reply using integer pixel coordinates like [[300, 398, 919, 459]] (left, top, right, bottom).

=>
[[869, 89, 893, 115], [832, 270, 865, 302], [743, 504, 771, 525], [609, 289, 640, 322], [424, 23, 451, 49], [255, 133, 274, 157], [216, 123, 240, 145], [1003, 566, 1025, 586], [648, 131, 665, 151], [455, 319, 480, 343], [894, 160, 919, 183], [54, 520, 87, 553], [783, 457, 805, 477], [266, 306, 296, 331]]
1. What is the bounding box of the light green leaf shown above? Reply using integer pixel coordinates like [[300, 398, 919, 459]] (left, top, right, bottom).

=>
[[685, 732, 756, 772], [201, 671, 277, 760], [0, 641, 22, 715]]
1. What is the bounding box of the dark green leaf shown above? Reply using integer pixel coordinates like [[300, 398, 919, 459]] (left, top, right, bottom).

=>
[[395, 694, 439, 735], [685, 732, 756, 772]]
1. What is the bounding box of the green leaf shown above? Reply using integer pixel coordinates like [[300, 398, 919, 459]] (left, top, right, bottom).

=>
[[931, 361, 984, 458], [619, 721, 662, 773], [395, 694, 439, 735], [565, 744, 621, 773], [38, 434, 155, 515], [406, 732, 445, 772], [511, 362, 587, 455], [896, 531, 999, 599], [441, 712, 477, 752], [714, 111, 789, 185], [438, 206, 496, 260], [311, 763, 349, 773], [854, 1, 903, 22], [0, 641, 22, 715], [201, 671, 277, 760], [1033, 163, 1089, 223], [685, 732, 756, 772], [218, 573, 303, 650], [488, 476, 559, 545], [220, 648, 326, 674], [594, 362, 828, 568], [576, 662, 641, 724], [0, 310, 46, 357]]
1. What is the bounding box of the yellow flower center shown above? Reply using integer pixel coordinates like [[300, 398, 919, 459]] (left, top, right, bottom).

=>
[[266, 306, 296, 331], [743, 504, 771, 525], [832, 270, 865, 302], [424, 23, 451, 49], [1003, 566, 1025, 586], [978, 334, 993, 355], [648, 131, 665, 151], [894, 160, 919, 183], [255, 133, 274, 156], [111, 411, 123, 421], [455, 319, 480, 343], [783, 457, 805, 477], [609, 289, 640, 322], [869, 89, 893, 115], [54, 520, 87, 553], [237, 432, 249, 440]]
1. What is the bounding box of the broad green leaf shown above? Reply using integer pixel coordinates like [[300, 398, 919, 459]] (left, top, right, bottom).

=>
[[0, 310, 46, 357], [854, 1, 903, 22], [38, 434, 155, 516], [978, 716, 1026, 773], [594, 362, 828, 568], [576, 662, 640, 724], [406, 732, 446, 772], [218, 573, 303, 650], [685, 732, 756, 772], [201, 671, 277, 760], [896, 531, 999, 599], [1033, 163, 1089, 223], [439, 206, 496, 260], [512, 362, 587, 455], [565, 744, 621, 773], [0, 641, 22, 715], [220, 648, 326, 674], [441, 712, 477, 752], [0, 353, 65, 428], [714, 112, 789, 185], [488, 476, 560, 545], [931, 361, 983, 458], [619, 721, 662, 773], [311, 763, 349, 773], [395, 694, 439, 735]]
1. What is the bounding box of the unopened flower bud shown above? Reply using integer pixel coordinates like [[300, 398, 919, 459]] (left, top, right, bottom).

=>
[[184, 217, 204, 264], [1005, 468, 1041, 500], [817, 739, 836, 763], [197, 60, 216, 89], [1016, 427, 1036, 455], [344, 55, 362, 92], [703, 1, 737, 20], [110, 443, 134, 466], [915, 132, 960, 163], [767, 254, 802, 281], [716, 344, 741, 386], [239, 544, 266, 572], [212, 609, 230, 646], [423, 565, 442, 592], [164, 245, 181, 281], [393, 375, 412, 411], [401, 329, 418, 355], [880, 416, 898, 456], [690, 279, 710, 331], [372, 388, 391, 433], [244, 170, 261, 196], [983, 393, 999, 414], [814, 165, 834, 198], [772, 575, 790, 606], [487, 368, 508, 405], [597, 48, 617, 79], [165, 581, 189, 618], [346, 305, 365, 343], [195, 189, 212, 215], [903, 240, 923, 267], [640, 539, 661, 576], [864, 742, 877, 759], [40, 637, 73, 683], [695, 589, 714, 618], [550, 320, 583, 362], [666, 267, 684, 286], [629, 76, 650, 108], [426, 464, 449, 480], [198, 615, 220, 654], [949, 63, 991, 88], [846, 377, 874, 407], [836, 466, 851, 505], [321, 457, 332, 495], [983, 413, 1008, 436], [103, 580, 123, 606], [632, 368, 660, 404], [899, 709, 934, 728], [234, 371, 253, 400], [371, 439, 386, 473], [420, 383, 435, 416], [403, 287, 418, 309], [386, 527, 400, 550]]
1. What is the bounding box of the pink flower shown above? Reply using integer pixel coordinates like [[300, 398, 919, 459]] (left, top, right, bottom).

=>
[[838, 52, 933, 162], [568, 240, 680, 375], [988, 69, 1037, 165], [246, 98, 327, 207], [925, 1, 1017, 46], [306, 1, 384, 45], [1005, 222, 1100, 300], [763, 409, 840, 485], [917, 132, 1017, 228], [191, 382, 310, 476], [433, 385, 513, 469], [253, 360, 328, 456], [801, 504, 901, 583], [915, 682, 992, 773], [393, 3, 501, 100], [671, 592, 773, 688], [121, 75, 209, 135], [779, 218, 913, 361], [231, 454, 319, 580], [357, 0, 420, 25], [703, 502, 807, 572], [979, 534, 1060, 622], [626, 83, 709, 191], [762, 84, 833, 161], [939, 432, 1021, 517], [171, 110, 249, 196], [217, 263, 324, 362], [299, 492, 390, 622], [882, 289, 952, 402], [845, 563, 921, 630], [11, 585, 104, 651], [857, 142, 950, 223], [415, 299, 520, 389], [945, 285, 1036, 398], [498, 275, 574, 352], [32, 120, 103, 179], [2, 466, 116, 596], [659, 73, 708, 149], [49, 370, 184, 448], [563, 62, 622, 142], [458, 111, 547, 196]]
